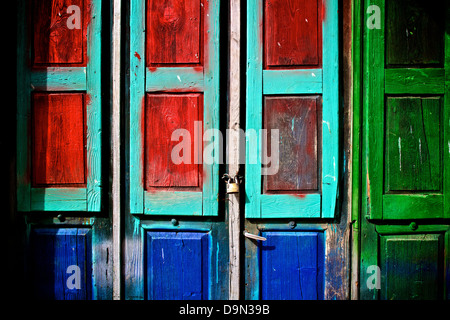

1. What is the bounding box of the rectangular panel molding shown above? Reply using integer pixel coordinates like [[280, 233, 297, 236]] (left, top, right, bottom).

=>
[[130, 0, 220, 216], [17, 0, 103, 212], [246, 0, 338, 218]]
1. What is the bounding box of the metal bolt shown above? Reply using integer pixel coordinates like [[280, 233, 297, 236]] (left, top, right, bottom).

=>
[[171, 218, 179, 226], [57, 214, 65, 222], [409, 222, 418, 230], [289, 220, 296, 229]]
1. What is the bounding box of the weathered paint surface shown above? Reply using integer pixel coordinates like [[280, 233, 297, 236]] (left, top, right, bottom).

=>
[[28, 228, 92, 300], [17, 0, 102, 212], [260, 231, 324, 300], [245, 0, 338, 219], [145, 93, 202, 190], [145, 231, 210, 300], [32, 93, 86, 186], [359, 0, 450, 300]]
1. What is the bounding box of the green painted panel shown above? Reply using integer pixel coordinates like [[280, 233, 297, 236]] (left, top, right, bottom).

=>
[[385, 68, 445, 95], [380, 234, 444, 300], [386, 0, 445, 66], [385, 96, 442, 192]]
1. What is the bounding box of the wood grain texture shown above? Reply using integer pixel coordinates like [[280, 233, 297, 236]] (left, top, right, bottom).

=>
[[380, 234, 444, 300], [264, 0, 322, 68], [145, 231, 210, 300], [32, 93, 86, 186], [33, 0, 86, 65], [146, 0, 202, 65], [385, 97, 441, 192], [145, 93, 202, 189], [264, 96, 320, 192], [29, 228, 92, 300], [386, 0, 444, 66], [260, 231, 324, 300]]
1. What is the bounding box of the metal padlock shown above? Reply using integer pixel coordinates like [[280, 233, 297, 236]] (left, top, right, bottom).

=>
[[226, 176, 240, 194]]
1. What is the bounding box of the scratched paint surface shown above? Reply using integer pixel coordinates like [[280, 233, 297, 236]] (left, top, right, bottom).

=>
[[385, 96, 441, 192], [145, 231, 210, 300], [264, 0, 322, 68], [260, 231, 324, 300], [146, 0, 203, 65], [28, 228, 92, 300], [264, 96, 320, 192], [33, 0, 86, 65]]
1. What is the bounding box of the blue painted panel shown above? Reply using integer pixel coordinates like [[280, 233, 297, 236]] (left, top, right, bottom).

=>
[[145, 231, 210, 300], [29, 228, 92, 300], [260, 231, 324, 300]]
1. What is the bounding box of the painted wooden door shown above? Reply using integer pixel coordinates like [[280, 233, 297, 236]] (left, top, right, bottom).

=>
[[360, 0, 450, 299], [17, 0, 112, 299], [125, 0, 229, 300], [244, 0, 343, 300]]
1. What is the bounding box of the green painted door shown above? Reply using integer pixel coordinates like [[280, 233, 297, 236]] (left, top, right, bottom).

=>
[[359, 0, 450, 299]]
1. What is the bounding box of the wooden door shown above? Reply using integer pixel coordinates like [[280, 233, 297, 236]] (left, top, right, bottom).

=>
[[17, 0, 112, 299], [125, 0, 229, 300], [360, 0, 450, 299], [244, 0, 343, 300]]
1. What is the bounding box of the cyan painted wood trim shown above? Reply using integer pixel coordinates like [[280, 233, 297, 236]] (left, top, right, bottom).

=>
[[86, 0, 102, 212], [31, 67, 87, 91], [16, 0, 31, 211], [146, 67, 204, 92], [260, 194, 321, 218], [202, 0, 221, 216], [246, 0, 339, 219], [262, 69, 323, 94], [385, 68, 445, 94], [245, 0, 263, 218], [30, 188, 87, 211], [129, 0, 146, 214], [321, 0, 339, 218], [16, 1, 101, 212], [144, 192, 203, 216]]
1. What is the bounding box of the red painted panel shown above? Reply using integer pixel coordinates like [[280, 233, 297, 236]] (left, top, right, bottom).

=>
[[33, 0, 86, 65], [264, 96, 321, 192], [32, 93, 86, 186], [264, 0, 322, 68], [147, 0, 202, 66], [145, 94, 203, 190]]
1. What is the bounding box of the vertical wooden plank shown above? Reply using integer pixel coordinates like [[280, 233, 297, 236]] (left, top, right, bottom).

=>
[[264, 0, 321, 68], [129, 0, 145, 214], [32, 93, 86, 186], [202, 0, 220, 216], [146, 0, 202, 65], [86, 0, 102, 211], [351, 0, 362, 300], [444, 3, 450, 219], [17, 0, 31, 211], [363, 0, 384, 219], [321, 0, 339, 218], [111, 0, 122, 300], [228, 0, 241, 300], [245, 0, 263, 218]]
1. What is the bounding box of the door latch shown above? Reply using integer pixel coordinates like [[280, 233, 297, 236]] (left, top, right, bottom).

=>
[[243, 230, 266, 241]]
